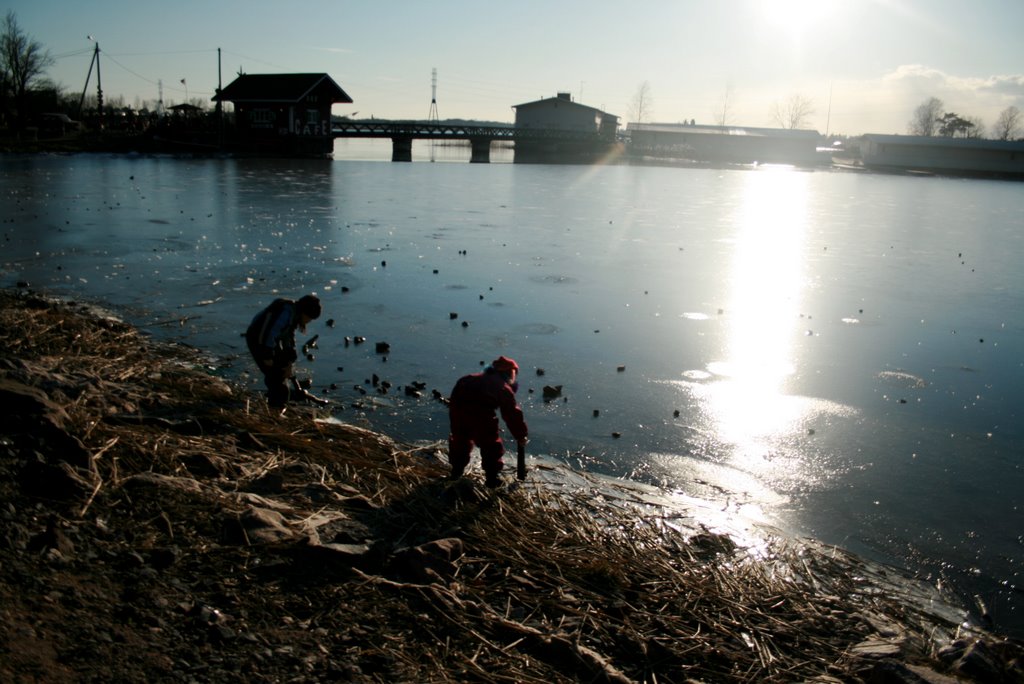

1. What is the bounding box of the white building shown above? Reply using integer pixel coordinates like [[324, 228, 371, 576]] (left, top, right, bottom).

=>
[[626, 123, 823, 166], [861, 134, 1024, 178]]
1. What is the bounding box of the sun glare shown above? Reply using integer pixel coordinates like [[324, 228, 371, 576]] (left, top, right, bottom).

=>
[[705, 168, 811, 460], [760, 0, 841, 40]]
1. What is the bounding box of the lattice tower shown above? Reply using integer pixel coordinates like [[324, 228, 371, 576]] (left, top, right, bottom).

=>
[[428, 68, 439, 123]]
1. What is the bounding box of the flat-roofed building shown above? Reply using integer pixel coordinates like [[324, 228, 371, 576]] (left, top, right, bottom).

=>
[[861, 134, 1024, 178], [627, 123, 822, 166]]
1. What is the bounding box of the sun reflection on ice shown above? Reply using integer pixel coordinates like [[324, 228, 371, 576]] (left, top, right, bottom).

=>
[[698, 169, 821, 485]]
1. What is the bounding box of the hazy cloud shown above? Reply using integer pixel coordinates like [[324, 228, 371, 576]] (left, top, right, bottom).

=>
[[973, 74, 1024, 99], [883, 64, 948, 85], [813, 64, 1024, 135], [873, 64, 1024, 128], [884, 64, 1024, 99]]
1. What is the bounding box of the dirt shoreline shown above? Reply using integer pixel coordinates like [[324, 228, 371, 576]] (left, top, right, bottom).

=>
[[1, 287, 1021, 683]]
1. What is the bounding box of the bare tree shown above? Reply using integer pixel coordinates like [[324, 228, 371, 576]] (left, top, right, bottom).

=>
[[908, 97, 943, 136], [770, 94, 815, 129], [628, 81, 653, 124], [992, 106, 1022, 141], [964, 115, 985, 139], [0, 16, 10, 125], [713, 84, 735, 126], [1, 11, 54, 128]]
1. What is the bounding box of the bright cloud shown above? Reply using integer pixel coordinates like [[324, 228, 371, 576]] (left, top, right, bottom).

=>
[[820, 64, 1024, 135]]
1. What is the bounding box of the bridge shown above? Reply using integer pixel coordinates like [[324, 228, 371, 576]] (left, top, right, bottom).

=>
[[330, 121, 614, 162]]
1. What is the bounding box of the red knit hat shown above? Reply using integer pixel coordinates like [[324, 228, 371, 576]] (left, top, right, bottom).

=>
[[492, 356, 519, 372]]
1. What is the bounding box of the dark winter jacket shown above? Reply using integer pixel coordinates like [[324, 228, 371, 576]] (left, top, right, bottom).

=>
[[246, 298, 300, 365]]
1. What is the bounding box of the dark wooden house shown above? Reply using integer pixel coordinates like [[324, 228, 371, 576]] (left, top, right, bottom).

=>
[[213, 73, 352, 156], [512, 93, 621, 163]]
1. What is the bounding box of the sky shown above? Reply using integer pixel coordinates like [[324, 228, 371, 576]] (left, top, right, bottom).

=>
[[9, 0, 1024, 136]]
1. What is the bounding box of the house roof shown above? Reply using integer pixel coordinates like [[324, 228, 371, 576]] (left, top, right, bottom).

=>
[[863, 134, 1024, 152], [514, 96, 617, 119], [213, 73, 353, 104], [629, 123, 819, 138]]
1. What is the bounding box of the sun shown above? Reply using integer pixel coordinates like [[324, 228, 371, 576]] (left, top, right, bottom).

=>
[[759, 0, 842, 41]]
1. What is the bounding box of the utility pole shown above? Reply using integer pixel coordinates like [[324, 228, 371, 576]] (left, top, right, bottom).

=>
[[79, 37, 104, 128], [217, 47, 224, 148], [93, 40, 103, 128]]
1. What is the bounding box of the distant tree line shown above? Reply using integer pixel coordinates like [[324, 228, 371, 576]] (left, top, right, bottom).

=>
[[628, 80, 1023, 141], [908, 96, 1022, 141], [631, 81, 819, 131], [2, 10, 211, 134]]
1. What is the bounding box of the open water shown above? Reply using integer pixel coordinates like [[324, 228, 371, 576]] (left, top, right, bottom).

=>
[[2, 141, 1022, 636]]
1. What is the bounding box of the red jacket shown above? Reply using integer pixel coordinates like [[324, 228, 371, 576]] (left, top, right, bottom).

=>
[[449, 369, 528, 441]]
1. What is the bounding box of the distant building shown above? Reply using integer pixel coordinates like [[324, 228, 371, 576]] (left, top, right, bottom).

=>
[[861, 134, 1024, 178], [168, 103, 202, 117], [213, 73, 352, 156], [514, 92, 619, 136], [627, 123, 823, 166], [512, 93, 620, 163]]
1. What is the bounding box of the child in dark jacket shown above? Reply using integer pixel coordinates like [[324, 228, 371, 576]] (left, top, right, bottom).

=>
[[245, 294, 321, 407]]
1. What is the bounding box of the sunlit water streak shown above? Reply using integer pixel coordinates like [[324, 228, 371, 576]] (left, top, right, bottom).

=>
[[2, 150, 1022, 635]]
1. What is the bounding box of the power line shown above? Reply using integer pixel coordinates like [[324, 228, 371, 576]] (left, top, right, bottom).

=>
[[103, 48, 217, 57], [220, 49, 291, 71], [100, 52, 161, 88], [55, 45, 250, 96], [52, 48, 94, 60]]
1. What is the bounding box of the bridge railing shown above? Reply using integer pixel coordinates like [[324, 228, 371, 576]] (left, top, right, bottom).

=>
[[330, 121, 614, 142]]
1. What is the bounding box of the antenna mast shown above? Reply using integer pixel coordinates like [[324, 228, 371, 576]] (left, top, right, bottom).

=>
[[428, 68, 439, 123], [825, 82, 833, 138]]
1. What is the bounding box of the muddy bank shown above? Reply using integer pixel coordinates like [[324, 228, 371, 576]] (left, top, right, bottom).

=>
[[1, 287, 1021, 683]]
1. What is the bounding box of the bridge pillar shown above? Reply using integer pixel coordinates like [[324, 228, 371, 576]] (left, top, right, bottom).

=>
[[469, 138, 491, 163], [391, 136, 412, 162]]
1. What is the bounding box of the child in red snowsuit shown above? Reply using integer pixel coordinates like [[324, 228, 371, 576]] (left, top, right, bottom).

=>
[[448, 356, 528, 487]]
